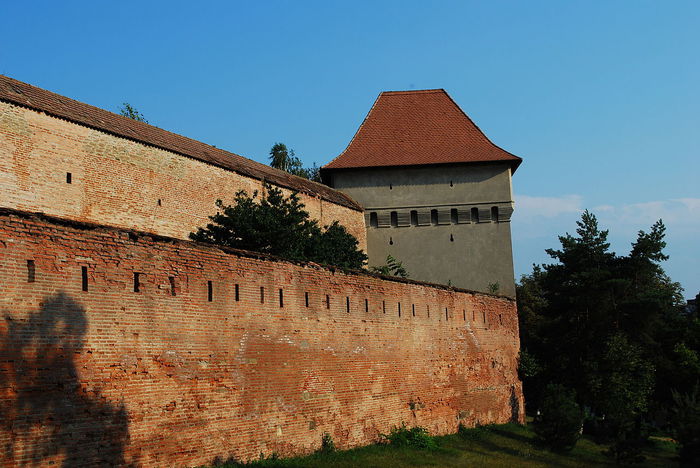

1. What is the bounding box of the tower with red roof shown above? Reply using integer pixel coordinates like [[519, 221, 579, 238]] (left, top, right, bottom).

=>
[[321, 89, 522, 296]]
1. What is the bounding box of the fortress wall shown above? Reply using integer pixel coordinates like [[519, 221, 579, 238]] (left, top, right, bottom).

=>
[[0, 208, 523, 467], [0, 100, 367, 252]]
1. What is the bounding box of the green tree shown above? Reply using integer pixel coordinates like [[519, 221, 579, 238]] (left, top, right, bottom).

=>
[[516, 210, 688, 461], [118, 102, 148, 123], [535, 210, 618, 405], [268, 143, 322, 182], [269, 143, 296, 172], [189, 184, 366, 269]]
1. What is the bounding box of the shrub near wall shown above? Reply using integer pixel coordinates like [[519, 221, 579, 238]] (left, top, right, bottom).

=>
[[0, 208, 523, 467]]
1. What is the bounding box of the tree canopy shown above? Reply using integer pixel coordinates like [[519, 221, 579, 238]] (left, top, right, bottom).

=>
[[517, 210, 697, 461], [189, 184, 366, 269], [269, 142, 321, 182], [118, 102, 148, 123]]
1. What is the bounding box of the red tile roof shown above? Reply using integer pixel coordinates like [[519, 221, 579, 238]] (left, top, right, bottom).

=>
[[322, 89, 522, 172], [0, 75, 361, 211]]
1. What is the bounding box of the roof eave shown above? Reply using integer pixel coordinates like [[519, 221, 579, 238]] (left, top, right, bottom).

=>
[[321, 157, 523, 175]]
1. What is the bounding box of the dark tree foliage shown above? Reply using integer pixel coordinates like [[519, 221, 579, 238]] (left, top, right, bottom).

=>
[[517, 210, 694, 461], [189, 184, 366, 269], [314, 221, 368, 270], [534, 383, 583, 452], [671, 384, 700, 465], [593, 334, 655, 464], [269, 143, 322, 182], [118, 102, 148, 123]]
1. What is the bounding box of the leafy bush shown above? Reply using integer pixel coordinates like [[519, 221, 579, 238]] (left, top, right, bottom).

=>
[[381, 423, 437, 450], [190, 184, 366, 269], [457, 423, 490, 441], [370, 255, 409, 278], [534, 383, 583, 452]]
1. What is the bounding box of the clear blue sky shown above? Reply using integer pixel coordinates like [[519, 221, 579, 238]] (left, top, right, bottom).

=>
[[2, 1, 698, 297]]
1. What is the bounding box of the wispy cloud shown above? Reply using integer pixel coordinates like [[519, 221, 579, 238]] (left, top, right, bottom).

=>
[[595, 198, 700, 235], [511, 195, 700, 296], [514, 195, 700, 235], [516, 194, 583, 218]]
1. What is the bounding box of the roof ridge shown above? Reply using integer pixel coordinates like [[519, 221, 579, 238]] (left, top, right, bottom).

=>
[[380, 89, 445, 95], [0, 74, 362, 211]]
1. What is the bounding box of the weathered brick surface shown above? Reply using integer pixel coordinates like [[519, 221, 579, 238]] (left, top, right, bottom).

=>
[[0, 100, 367, 252], [0, 209, 523, 467]]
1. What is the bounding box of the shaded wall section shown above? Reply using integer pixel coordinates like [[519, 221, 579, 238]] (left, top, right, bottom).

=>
[[0, 208, 523, 467]]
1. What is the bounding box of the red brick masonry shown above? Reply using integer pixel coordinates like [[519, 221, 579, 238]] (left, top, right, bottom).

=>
[[0, 208, 523, 467]]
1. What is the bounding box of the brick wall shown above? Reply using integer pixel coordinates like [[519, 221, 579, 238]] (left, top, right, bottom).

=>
[[0, 209, 523, 467], [0, 100, 367, 252]]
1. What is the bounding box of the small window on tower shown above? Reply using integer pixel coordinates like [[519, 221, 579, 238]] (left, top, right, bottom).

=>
[[491, 206, 499, 223], [410, 210, 418, 226], [450, 208, 458, 225], [430, 209, 438, 226], [471, 207, 480, 223], [369, 212, 378, 228], [66, 172, 72, 184], [390, 211, 398, 228]]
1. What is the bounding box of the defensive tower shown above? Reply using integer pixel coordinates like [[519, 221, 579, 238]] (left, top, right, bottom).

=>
[[322, 89, 522, 297]]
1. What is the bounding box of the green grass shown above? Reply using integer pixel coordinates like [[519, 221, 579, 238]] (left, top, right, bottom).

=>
[[213, 423, 679, 468]]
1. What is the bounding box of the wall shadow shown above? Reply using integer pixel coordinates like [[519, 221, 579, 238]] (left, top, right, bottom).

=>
[[510, 385, 521, 423], [0, 291, 130, 467]]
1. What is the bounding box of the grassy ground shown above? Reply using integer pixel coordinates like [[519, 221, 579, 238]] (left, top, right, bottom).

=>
[[215, 423, 679, 467]]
